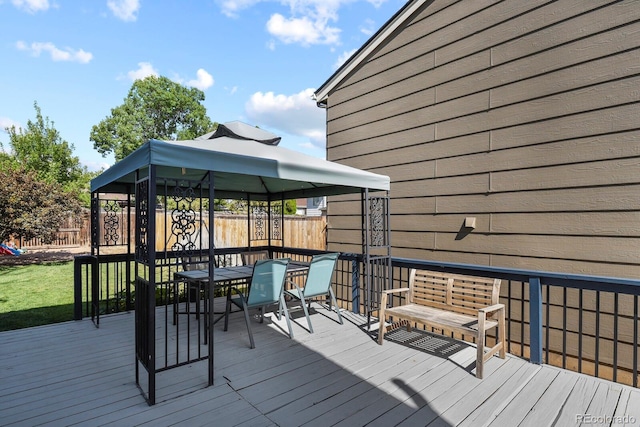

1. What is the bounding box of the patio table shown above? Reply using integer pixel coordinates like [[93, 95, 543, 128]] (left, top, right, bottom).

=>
[[176, 260, 310, 284], [174, 260, 310, 335]]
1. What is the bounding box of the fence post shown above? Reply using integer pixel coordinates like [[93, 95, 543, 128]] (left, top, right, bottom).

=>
[[529, 277, 543, 364]]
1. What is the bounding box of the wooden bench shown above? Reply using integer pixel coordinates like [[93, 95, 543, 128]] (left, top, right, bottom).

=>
[[378, 269, 506, 378]]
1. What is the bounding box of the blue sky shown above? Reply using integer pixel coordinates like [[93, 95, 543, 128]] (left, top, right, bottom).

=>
[[0, 0, 404, 171]]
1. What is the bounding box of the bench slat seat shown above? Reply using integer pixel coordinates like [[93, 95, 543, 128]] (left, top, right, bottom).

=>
[[385, 303, 499, 334], [378, 269, 506, 379]]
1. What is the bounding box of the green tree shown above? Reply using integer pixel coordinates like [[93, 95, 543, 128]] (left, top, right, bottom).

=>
[[0, 167, 81, 244], [6, 102, 83, 186], [284, 199, 297, 215], [91, 76, 216, 161]]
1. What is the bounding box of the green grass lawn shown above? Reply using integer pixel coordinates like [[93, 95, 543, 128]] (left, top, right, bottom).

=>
[[0, 261, 75, 332]]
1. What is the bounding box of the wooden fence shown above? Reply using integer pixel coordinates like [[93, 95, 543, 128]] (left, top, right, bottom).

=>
[[16, 212, 91, 248], [20, 211, 327, 251]]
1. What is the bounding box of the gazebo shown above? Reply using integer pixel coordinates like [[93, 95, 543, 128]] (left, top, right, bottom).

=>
[[89, 121, 391, 404]]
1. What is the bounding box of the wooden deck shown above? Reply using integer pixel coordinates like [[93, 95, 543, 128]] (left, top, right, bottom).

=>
[[1, 301, 640, 427]]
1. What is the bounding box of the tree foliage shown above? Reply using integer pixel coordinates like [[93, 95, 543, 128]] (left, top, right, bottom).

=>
[[0, 167, 81, 244], [91, 76, 216, 161], [5, 102, 83, 186]]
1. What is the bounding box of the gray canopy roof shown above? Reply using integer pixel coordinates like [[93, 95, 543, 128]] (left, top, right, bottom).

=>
[[91, 121, 390, 199]]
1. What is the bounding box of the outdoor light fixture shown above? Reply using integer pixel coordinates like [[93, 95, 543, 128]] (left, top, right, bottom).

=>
[[464, 217, 476, 229]]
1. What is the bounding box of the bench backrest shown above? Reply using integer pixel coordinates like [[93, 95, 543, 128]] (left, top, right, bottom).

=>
[[409, 269, 501, 316]]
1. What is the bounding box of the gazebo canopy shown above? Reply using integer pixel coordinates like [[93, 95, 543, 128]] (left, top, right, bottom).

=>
[[91, 121, 390, 199]]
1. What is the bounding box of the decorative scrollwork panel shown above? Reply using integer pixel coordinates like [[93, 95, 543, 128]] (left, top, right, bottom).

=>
[[368, 197, 388, 247], [91, 196, 100, 249], [251, 203, 268, 241], [103, 200, 121, 245], [271, 202, 282, 241], [170, 185, 198, 255], [136, 180, 149, 264]]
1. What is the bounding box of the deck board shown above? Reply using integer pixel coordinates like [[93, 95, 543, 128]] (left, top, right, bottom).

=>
[[1, 302, 640, 427]]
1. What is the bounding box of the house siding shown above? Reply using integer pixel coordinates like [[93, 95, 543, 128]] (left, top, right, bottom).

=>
[[323, 0, 640, 278]]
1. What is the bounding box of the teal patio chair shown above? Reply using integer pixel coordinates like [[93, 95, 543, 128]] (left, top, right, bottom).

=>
[[283, 252, 343, 333], [235, 258, 292, 348]]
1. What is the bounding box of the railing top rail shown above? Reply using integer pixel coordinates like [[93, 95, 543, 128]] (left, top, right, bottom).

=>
[[392, 257, 640, 295]]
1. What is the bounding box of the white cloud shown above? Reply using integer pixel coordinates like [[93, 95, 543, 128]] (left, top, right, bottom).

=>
[[16, 41, 93, 63], [107, 0, 140, 22], [0, 117, 22, 133], [245, 88, 326, 149], [366, 0, 387, 7], [187, 68, 214, 91], [360, 18, 376, 36], [215, 0, 394, 48], [266, 13, 340, 46], [82, 159, 112, 172], [127, 62, 159, 81], [333, 48, 357, 69], [218, 0, 261, 18], [217, 0, 392, 47], [11, 0, 49, 13]]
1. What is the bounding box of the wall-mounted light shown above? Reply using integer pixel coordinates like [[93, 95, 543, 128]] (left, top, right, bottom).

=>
[[464, 217, 476, 229]]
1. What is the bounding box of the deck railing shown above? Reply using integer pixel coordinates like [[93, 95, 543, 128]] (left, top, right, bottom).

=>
[[74, 250, 640, 387]]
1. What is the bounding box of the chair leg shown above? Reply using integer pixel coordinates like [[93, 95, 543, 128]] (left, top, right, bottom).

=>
[[328, 288, 343, 325], [224, 286, 233, 332], [279, 295, 294, 339], [240, 296, 255, 349], [295, 292, 313, 333]]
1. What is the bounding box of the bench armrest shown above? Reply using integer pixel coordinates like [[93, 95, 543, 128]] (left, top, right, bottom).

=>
[[381, 287, 410, 295], [479, 303, 505, 314], [381, 287, 410, 307], [479, 303, 505, 320]]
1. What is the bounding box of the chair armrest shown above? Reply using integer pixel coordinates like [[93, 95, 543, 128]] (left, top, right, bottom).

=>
[[284, 280, 304, 299]]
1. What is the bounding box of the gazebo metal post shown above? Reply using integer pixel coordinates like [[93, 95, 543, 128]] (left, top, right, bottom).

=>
[[246, 194, 252, 251], [126, 188, 132, 311], [133, 165, 157, 405], [362, 188, 392, 331], [90, 192, 100, 326], [147, 164, 157, 406], [207, 171, 215, 386], [362, 189, 369, 324], [268, 196, 272, 251], [279, 195, 284, 252]]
